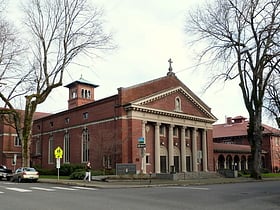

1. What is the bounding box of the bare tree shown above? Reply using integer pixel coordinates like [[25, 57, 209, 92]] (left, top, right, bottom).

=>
[[0, 0, 114, 167], [185, 0, 280, 179], [264, 75, 280, 128]]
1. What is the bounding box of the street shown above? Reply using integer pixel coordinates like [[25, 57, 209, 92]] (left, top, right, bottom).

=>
[[0, 181, 279, 210]]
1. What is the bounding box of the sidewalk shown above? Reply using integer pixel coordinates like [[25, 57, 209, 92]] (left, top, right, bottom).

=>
[[38, 176, 279, 189]]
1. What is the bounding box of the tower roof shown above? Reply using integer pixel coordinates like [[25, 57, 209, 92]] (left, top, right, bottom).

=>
[[65, 75, 99, 88]]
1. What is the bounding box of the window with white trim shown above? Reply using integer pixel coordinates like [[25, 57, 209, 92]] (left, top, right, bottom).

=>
[[36, 139, 41, 154], [82, 128, 89, 162], [48, 135, 54, 164], [174, 96, 182, 112], [64, 131, 70, 163], [14, 136, 21, 147]]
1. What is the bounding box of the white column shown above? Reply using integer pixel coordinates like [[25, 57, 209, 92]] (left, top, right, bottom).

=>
[[202, 129, 208, 172], [181, 126, 186, 172], [168, 124, 174, 172], [192, 128, 198, 172], [238, 160, 241, 171], [141, 121, 146, 174], [155, 123, 161, 173]]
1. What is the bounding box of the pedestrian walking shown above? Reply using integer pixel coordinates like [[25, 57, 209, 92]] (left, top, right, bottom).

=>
[[84, 162, 91, 181]]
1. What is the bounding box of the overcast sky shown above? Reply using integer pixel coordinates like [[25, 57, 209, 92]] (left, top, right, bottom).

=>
[[6, 0, 274, 126]]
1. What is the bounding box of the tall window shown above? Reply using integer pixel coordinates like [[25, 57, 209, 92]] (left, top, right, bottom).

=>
[[160, 125, 165, 136], [14, 136, 21, 147], [36, 139, 41, 155], [72, 89, 77, 98], [82, 128, 89, 162], [64, 131, 70, 163], [173, 127, 178, 137], [48, 135, 54, 164]]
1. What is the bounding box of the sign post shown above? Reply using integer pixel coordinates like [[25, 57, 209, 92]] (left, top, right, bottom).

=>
[[137, 137, 146, 174], [54, 146, 63, 181]]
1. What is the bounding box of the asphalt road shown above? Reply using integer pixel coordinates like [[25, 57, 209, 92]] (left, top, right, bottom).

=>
[[0, 181, 279, 210]]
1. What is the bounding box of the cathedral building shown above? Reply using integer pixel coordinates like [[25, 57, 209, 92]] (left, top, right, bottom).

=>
[[31, 63, 217, 173]]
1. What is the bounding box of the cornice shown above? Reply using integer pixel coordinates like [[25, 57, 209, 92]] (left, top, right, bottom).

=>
[[125, 104, 216, 124]]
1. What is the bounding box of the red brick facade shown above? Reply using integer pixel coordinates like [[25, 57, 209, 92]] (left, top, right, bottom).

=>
[[31, 73, 217, 173], [213, 116, 280, 172]]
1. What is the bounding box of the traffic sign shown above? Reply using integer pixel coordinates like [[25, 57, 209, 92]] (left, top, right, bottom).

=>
[[138, 137, 145, 144], [137, 143, 146, 148], [54, 146, 63, 159]]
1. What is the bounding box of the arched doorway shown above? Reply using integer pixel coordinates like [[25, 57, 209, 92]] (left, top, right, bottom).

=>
[[160, 146, 168, 173], [226, 155, 233, 169], [234, 155, 240, 170], [241, 155, 247, 171], [185, 147, 192, 172], [218, 155, 225, 169], [174, 147, 180, 172]]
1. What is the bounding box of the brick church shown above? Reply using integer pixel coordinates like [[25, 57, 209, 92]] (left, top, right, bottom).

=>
[[31, 62, 217, 174]]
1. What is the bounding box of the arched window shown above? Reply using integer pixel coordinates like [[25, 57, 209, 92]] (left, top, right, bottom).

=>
[[81, 89, 85, 98], [64, 131, 70, 163], [82, 128, 89, 162], [48, 135, 54, 164], [72, 90, 77, 99], [87, 90, 91, 99], [175, 97, 181, 111]]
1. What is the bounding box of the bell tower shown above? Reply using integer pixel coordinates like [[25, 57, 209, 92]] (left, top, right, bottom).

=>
[[65, 75, 99, 109]]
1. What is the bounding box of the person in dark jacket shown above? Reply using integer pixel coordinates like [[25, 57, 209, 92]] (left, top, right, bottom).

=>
[[84, 162, 91, 181]]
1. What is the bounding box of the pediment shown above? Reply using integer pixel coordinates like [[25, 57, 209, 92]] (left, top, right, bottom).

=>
[[129, 86, 216, 121]]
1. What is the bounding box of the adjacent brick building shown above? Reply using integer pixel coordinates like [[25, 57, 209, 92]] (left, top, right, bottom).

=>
[[0, 110, 49, 170], [31, 68, 217, 174], [213, 116, 280, 172]]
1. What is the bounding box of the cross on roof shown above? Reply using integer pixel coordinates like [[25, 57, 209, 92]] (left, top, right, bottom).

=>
[[167, 58, 175, 76], [168, 58, 173, 72]]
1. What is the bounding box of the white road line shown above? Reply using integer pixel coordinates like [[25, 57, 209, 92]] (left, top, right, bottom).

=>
[[72, 186, 98, 191], [6, 187, 32, 192], [52, 186, 78, 191], [0, 191, 4, 194], [185, 187, 210, 191], [168, 186, 210, 191], [30, 187, 56, 192]]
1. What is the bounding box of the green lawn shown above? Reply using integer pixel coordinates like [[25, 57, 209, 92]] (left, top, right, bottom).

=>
[[261, 173, 280, 178], [39, 175, 70, 179]]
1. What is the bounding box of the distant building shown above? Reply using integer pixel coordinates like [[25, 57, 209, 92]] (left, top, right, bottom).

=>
[[31, 66, 217, 174], [213, 116, 280, 172], [0, 109, 49, 169]]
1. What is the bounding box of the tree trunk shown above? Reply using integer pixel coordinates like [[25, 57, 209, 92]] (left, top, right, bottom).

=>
[[248, 112, 263, 179]]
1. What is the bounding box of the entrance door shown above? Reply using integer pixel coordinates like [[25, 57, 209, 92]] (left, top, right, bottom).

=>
[[174, 156, 179, 172], [186, 156, 191, 172], [160, 156, 167, 173]]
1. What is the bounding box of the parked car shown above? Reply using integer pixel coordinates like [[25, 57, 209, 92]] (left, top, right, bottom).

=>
[[0, 165, 13, 181], [12, 167, 39, 183]]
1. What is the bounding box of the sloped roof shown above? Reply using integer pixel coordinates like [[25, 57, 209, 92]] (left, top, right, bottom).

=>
[[213, 143, 251, 153], [213, 116, 280, 138], [119, 74, 217, 122], [65, 76, 99, 88]]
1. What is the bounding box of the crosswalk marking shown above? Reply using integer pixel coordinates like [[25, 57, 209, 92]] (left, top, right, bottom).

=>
[[72, 186, 98, 191], [52, 186, 78, 191], [0, 185, 99, 194], [30, 187, 56, 191], [6, 187, 32, 192]]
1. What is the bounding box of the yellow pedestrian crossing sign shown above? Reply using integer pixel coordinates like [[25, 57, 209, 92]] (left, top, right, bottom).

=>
[[54, 146, 63, 159]]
